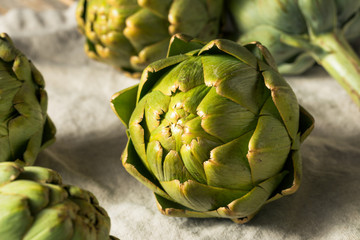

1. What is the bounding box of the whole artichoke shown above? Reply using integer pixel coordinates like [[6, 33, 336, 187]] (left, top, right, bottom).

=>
[[111, 34, 314, 223], [76, 0, 224, 76], [0, 162, 118, 239], [0, 33, 56, 166], [228, 0, 360, 106]]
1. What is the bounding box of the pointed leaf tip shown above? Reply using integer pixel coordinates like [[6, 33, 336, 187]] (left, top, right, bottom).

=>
[[111, 84, 139, 129], [167, 34, 205, 57]]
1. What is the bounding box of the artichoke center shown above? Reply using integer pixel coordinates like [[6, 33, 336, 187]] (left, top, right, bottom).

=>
[[166, 104, 195, 152]]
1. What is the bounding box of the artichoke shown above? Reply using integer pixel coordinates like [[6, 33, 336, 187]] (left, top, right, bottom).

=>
[[0, 33, 56, 166], [111, 34, 314, 223], [76, 0, 224, 76], [0, 162, 118, 239], [228, 0, 360, 106]]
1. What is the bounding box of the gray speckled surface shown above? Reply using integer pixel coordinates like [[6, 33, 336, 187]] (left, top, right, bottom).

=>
[[1, 4, 359, 240]]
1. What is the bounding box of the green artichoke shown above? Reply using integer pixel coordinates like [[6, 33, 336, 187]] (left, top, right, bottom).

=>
[[76, 0, 224, 76], [111, 34, 314, 223], [228, 0, 360, 106], [0, 33, 56, 166], [0, 162, 118, 239]]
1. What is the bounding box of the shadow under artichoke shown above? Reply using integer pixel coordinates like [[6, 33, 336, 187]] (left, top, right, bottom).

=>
[[36, 126, 130, 195]]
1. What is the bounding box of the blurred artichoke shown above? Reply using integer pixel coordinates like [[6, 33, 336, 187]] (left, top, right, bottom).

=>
[[228, 0, 360, 106], [76, 0, 224, 76], [0, 33, 56, 166], [111, 34, 314, 223], [0, 162, 118, 239]]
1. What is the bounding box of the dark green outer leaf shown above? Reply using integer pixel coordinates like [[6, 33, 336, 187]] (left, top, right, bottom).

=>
[[155, 171, 288, 221], [343, 10, 360, 41], [262, 69, 299, 140], [334, 0, 360, 23], [298, 106, 315, 143], [167, 34, 205, 57], [111, 84, 139, 128], [121, 139, 172, 201], [298, 0, 337, 35], [229, 0, 307, 35]]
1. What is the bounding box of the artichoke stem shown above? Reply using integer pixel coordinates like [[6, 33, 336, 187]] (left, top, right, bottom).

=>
[[310, 32, 360, 107]]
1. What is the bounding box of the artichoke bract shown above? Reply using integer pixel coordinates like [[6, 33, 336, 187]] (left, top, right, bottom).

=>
[[76, 0, 224, 76], [228, 0, 360, 106], [0, 33, 56, 166], [111, 34, 314, 223], [0, 162, 118, 240]]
